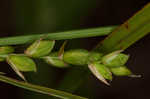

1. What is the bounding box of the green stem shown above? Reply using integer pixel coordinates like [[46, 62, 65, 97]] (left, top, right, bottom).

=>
[[0, 75, 87, 99], [0, 26, 116, 46]]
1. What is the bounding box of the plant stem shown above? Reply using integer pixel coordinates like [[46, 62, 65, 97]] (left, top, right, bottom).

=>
[[0, 75, 87, 99], [0, 26, 116, 46]]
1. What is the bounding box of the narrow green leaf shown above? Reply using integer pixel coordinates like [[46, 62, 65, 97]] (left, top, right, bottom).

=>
[[0, 75, 87, 99], [95, 3, 150, 53], [0, 26, 116, 46]]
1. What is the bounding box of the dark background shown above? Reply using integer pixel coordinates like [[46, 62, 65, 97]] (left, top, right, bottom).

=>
[[0, 0, 150, 99]]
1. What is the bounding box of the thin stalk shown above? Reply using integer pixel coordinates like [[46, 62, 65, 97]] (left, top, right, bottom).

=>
[[0, 75, 87, 99], [0, 26, 116, 46]]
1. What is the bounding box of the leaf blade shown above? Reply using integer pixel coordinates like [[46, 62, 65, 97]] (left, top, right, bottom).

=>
[[95, 3, 150, 53], [0, 75, 87, 99]]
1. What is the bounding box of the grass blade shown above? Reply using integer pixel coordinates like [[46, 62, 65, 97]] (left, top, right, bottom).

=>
[[0, 75, 87, 99], [0, 26, 116, 46], [95, 3, 150, 53]]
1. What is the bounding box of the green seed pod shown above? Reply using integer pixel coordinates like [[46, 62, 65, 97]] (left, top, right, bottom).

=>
[[88, 62, 112, 85], [0, 46, 14, 61], [110, 66, 132, 76], [93, 62, 112, 80], [63, 49, 89, 66], [88, 52, 103, 63], [7, 54, 36, 80], [44, 52, 68, 68], [102, 50, 129, 67], [25, 40, 55, 57], [7, 54, 36, 72]]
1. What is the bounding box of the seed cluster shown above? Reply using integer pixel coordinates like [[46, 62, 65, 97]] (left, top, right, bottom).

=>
[[0, 39, 139, 85]]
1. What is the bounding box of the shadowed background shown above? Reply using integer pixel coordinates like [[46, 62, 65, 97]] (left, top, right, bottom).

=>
[[0, 0, 149, 99]]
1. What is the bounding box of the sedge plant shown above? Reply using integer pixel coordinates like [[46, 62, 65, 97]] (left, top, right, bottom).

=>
[[0, 2, 149, 99]]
